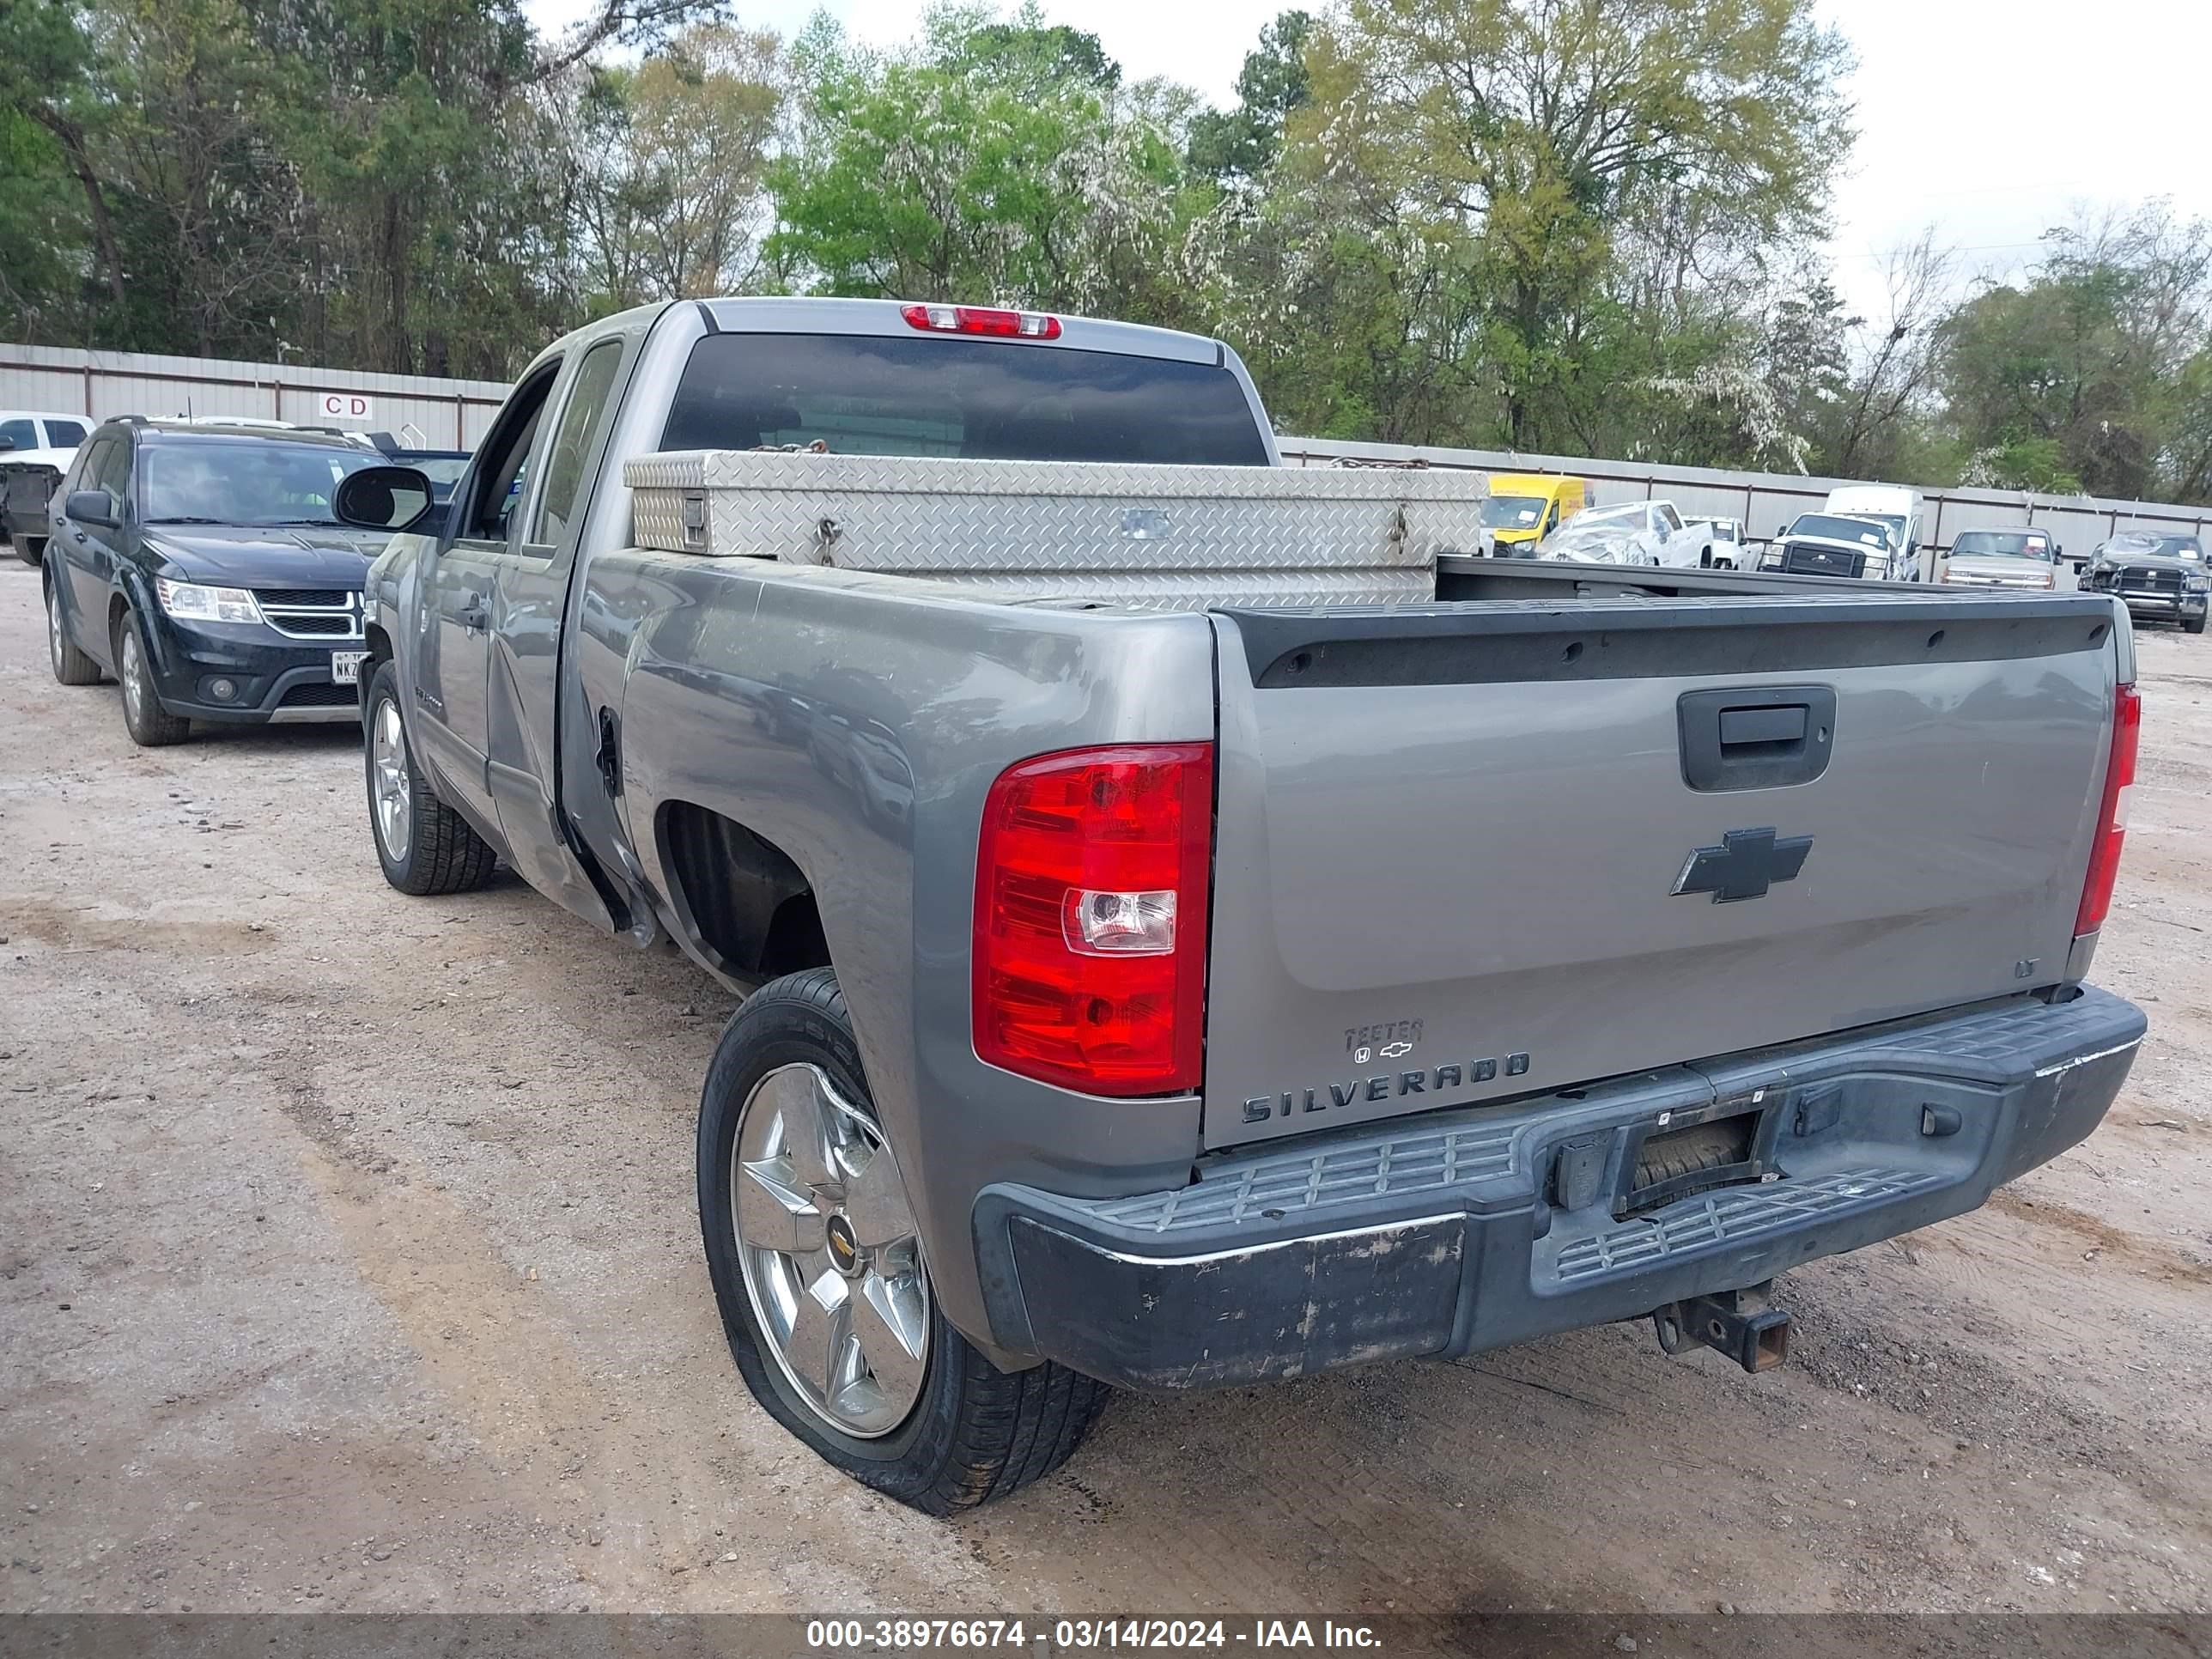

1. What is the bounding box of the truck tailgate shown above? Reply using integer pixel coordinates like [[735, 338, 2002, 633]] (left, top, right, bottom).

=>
[[1202, 595, 2122, 1148]]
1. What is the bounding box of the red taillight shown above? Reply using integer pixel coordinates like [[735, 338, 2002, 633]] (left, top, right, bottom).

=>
[[900, 302, 1062, 341], [2075, 682, 2141, 935], [973, 744, 1212, 1096]]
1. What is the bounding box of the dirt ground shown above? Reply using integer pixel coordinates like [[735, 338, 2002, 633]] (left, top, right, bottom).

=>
[[2, 555, 2208, 1624]]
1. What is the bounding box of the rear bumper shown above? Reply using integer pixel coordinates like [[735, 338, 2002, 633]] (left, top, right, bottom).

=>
[[973, 988, 2144, 1392]]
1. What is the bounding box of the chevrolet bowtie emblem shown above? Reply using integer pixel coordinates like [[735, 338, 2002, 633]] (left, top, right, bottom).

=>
[[1673, 827, 1813, 903]]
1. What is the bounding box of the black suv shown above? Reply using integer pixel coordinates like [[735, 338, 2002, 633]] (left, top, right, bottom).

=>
[[41, 419, 394, 744]]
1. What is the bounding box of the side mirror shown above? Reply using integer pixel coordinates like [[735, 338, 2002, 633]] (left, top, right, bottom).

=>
[[65, 488, 117, 528], [334, 465, 437, 533]]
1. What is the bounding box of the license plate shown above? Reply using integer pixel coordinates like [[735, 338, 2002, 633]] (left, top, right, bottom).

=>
[[331, 650, 369, 685]]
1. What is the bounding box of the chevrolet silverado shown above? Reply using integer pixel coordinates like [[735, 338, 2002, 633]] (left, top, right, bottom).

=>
[[333, 296, 2148, 1513]]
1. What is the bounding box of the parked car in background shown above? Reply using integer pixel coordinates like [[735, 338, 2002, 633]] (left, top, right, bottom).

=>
[[2, 410, 94, 565], [41, 419, 396, 744], [2083, 532, 2209, 634], [1681, 516, 1745, 568], [1939, 527, 2067, 591], [1538, 498, 1690, 566], [1482, 472, 1588, 556], [1759, 512, 1901, 580], [1822, 483, 1924, 580]]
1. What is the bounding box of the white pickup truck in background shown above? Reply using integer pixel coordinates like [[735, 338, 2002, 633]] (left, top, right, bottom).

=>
[[1539, 498, 1696, 566]]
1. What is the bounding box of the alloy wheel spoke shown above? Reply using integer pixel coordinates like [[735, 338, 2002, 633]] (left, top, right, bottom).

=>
[[842, 1140, 918, 1251], [764, 1066, 852, 1201], [851, 1269, 928, 1407], [735, 1158, 830, 1255], [782, 1268, 852, 1400]]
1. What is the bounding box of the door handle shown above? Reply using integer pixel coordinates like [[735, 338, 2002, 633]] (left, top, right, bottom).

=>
[[457, 593, 489, 633], [1679, 686, 1836, 792]]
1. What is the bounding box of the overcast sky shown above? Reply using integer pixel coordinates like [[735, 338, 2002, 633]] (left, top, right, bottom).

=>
[[526, 0, 2212, 320]]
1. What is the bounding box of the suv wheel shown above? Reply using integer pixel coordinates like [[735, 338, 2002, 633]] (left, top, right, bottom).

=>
[[46, 574, 100, 685], [698, 969, 1109, 1513], [114, 609, 191, 745], [14, 533, 46, 568], [363, 659, 498, 895]]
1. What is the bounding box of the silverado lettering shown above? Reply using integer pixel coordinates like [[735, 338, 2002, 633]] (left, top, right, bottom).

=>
[[1243, 1053, 1533, 1122]]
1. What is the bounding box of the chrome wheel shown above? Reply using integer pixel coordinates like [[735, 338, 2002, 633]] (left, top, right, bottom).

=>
[[732, 1064, 930, 1438], [119, 627, 145, 724], [46, 586, 64, 672], [370, 697, 412, 864]]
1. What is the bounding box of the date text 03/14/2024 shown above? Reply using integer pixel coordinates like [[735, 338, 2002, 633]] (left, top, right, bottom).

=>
[[802, 1619, 1383, 1650]]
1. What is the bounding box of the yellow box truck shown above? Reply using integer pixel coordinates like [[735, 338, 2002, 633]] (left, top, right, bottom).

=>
[[1485, 473, 1589, 555]]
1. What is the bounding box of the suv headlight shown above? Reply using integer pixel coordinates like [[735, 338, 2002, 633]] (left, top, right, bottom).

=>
[[2186, 574, 2209, 593], [155, 577, 264, 624]]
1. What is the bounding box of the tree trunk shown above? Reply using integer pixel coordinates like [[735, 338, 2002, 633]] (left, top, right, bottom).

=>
[[381, 190, 410, 372], [28, 106, 127, 307]]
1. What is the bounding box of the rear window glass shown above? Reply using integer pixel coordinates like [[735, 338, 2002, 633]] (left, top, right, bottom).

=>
[[660, 333, 1268, 465], [46, 419, 87, 447]]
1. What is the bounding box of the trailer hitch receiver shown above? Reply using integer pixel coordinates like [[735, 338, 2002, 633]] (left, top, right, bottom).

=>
[[1653, 1283, 1791, 1374]]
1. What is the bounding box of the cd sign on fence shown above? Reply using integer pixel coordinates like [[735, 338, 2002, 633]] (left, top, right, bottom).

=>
[[319, 392, 374, 422]]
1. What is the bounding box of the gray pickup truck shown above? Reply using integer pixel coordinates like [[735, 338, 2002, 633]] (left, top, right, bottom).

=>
[[336, 296, 2148, 1514]]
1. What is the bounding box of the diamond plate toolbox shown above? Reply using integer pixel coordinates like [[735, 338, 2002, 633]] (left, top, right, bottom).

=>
[[623, 451, 1491, 608]]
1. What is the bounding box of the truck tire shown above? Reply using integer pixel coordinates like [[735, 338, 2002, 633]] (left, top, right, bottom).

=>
[[2186, 615, 2206, 635], [46, 572, 100, 685], [363, 659, 498, 896], [698, 968, 1109, 1513], [114, 608, 191, 745], [15, 533, 46, 568]]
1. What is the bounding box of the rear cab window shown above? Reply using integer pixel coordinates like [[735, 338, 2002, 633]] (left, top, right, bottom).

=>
[[659, 333, 1270, 465]]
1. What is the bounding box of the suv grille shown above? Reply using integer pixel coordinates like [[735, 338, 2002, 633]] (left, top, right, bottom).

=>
[[254, 588, 363, 641]]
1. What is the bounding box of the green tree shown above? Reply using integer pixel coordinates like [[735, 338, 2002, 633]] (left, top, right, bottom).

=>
[[564, 23, 782, 312], [1284, 0, 1853, 449], [0, 0, 127, 319], [1939, 206, 2212, 501], [1186, 10, 1310, 182], [765, 7, 1200, 317]]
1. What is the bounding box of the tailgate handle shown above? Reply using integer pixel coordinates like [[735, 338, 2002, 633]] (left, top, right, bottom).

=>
[[1680, 686, 1835, 793], [1719, 705, 1807, 748]]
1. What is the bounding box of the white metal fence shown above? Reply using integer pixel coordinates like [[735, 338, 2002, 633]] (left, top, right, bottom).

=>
[[10, 342, 2208, 551], [0, 343, 508, 448]]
